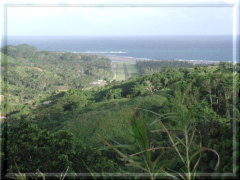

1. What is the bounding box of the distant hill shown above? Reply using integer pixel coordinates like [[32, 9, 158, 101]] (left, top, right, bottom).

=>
[[1, 44, 113, 113]]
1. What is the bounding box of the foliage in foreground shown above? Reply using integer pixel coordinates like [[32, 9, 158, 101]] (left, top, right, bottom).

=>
[[1, 62, 239, 179]]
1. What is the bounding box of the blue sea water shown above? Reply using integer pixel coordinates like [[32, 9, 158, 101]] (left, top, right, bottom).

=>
[[7, 36, 234, 61]]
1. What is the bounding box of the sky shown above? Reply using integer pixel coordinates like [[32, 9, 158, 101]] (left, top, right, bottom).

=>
[[1, 0, 237, 36]]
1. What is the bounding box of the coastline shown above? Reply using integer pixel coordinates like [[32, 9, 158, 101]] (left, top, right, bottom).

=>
[[37, 50, 227, 65], [102, 54, 221, 65]]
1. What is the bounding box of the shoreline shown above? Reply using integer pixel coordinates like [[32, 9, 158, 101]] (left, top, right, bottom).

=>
[[56, 51, 231, 65], [102, 54, 223, 65], [31, 49, 230, 65]]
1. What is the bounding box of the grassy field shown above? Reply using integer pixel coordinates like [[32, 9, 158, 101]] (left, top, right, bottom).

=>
[[115, 63, 125, 81], [114, 62, 139, 81], [127, 63, 139, 77]]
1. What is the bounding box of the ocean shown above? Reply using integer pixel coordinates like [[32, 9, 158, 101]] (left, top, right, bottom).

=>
[[7, 35, 234, 62]]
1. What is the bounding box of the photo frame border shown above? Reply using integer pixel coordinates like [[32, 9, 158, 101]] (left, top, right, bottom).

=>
[[1, 1, 239, 179]]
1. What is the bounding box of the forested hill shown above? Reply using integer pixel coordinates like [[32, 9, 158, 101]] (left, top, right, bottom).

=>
[[1, 44, 113, 113], [3, 62, 239, 177], [1, 44, 239, 178]]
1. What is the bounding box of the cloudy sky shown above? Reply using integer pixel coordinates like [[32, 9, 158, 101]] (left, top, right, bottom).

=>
[[2, 0, 235, 36]]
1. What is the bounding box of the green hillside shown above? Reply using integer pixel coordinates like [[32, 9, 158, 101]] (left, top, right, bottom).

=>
[[1, 45, 239, 179], [1, 45, 113, 113]]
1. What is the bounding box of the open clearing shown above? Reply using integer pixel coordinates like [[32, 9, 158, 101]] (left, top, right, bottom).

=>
[[112, 62, 139, 81], [115, 63, 125, 81], [106, 55, 139, 81], [127, 64, 139, 77]]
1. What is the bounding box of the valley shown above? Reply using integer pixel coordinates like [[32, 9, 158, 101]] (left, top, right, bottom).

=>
[[0, 44, 239, 179]]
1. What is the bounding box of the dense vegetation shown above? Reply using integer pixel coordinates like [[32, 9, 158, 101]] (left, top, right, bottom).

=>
[[136, 60, 194, 74], [0, 45, 239, 179], [1, 44, 113, 113]]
